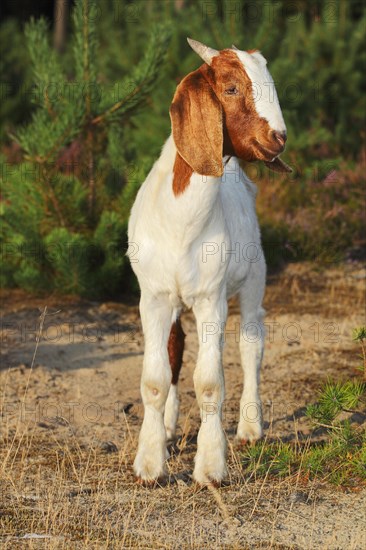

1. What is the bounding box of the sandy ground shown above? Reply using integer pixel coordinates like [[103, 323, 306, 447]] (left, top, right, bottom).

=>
[[1, 262, 365, 548]]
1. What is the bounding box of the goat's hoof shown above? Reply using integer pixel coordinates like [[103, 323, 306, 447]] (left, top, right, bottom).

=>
[[209, 479, 223, 489], [235, 438, 257, 448], [165, 427, 176, 441], [193, 466, 227, 486], [236, 423, 262, 445], [133, 454, 166, 483], [193, 476, 227, 490], [136, 476, 167, 488]]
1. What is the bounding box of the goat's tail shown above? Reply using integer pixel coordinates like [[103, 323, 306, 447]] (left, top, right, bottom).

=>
[[167, 317, 185, 385]]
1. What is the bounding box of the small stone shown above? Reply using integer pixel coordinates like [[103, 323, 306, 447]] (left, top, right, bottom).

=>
[[68, 488, 93, 498], [37, 422, 55, 430], [289, 491, 311, 504], [100, 441, 118, 453]]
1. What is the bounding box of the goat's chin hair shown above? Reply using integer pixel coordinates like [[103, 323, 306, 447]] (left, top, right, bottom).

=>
[[227, 138, 276, 163], [226, 144, 258, 162], [251, 142, 280, 163]]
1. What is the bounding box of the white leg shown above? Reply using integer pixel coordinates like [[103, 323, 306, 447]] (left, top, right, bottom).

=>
[[164, 384, 179, 440], [133, 293, 172, 481], [163, 316, 184, 440], [192, 295, 227, 484], [237, 261, 266, 442]]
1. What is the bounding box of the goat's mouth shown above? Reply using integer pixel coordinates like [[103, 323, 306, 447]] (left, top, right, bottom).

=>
[[253, 139, 284, 161]]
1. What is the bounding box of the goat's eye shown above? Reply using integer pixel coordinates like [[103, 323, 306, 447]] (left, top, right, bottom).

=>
[[225, 86, 238, 95]]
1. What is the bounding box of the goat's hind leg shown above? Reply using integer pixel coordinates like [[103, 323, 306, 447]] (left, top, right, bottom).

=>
[[134, 293, 173, 482], [237, 263, 266, 443], [164, 315, 185, 440]]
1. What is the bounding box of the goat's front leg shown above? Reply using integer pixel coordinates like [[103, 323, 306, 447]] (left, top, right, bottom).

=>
[[192, 296, 228, 484], [134, 293, 172, 482]]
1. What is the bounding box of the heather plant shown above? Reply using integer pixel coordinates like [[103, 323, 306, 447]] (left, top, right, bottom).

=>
[[256, 157, 365, 266]]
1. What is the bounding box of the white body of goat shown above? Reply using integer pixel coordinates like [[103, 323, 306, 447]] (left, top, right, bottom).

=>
[[127, 39, 290, 484]]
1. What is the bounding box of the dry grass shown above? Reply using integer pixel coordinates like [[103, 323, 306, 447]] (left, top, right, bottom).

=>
[[1, 263, 365, 548], [1, 415, 365, 549]]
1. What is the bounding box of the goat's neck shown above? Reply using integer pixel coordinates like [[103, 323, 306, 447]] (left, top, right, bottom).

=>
[[153, 135, 223, 239]]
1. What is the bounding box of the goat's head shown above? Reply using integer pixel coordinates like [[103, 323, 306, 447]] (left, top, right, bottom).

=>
[[170, 38, 292, 177]]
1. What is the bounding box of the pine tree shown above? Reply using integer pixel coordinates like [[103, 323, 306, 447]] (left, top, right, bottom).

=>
[[1, 0, 171, 297]]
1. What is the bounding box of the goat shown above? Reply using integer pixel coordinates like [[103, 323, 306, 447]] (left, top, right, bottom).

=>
[[127, 38, 291, 484]]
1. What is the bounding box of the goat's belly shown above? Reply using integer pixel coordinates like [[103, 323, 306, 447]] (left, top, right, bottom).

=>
[[130, 228, 260, 305], [130, 238, 229, 303], [176, 252, 253, 307]]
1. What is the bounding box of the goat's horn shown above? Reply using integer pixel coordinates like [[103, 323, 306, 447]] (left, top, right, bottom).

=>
[[231, 44, 239, 50], [187, 38, 218, 65]]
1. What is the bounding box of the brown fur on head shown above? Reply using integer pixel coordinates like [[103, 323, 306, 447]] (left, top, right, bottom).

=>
[[170, 42, 292, 190]]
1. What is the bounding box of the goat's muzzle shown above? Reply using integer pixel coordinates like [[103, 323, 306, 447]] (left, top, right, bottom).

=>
[[253, 138, 285, 161], [271, 130, 287, 151]]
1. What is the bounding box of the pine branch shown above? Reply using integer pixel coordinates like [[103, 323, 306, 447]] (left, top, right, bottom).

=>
[[93, 23, 171, 125], [107, 123, 124, 172], [1, 162, 65, 233], [25, 17, 65, 86], [92, 82, 144, 124], [15, 108, 83, 162], [341, 408, 363, 415], [39, 165, 66, 227], [86, 130, 96, 221], [73, 0, 98, 113], [72, 0, 99, 219], [16, 12, 86, 160]]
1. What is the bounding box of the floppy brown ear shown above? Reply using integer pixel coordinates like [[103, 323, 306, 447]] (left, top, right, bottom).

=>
[[170, 68, 223, 177], [264, 157, 293, 173]]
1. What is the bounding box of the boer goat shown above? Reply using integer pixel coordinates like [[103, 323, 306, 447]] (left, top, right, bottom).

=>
[[127, 38, 291, 484]]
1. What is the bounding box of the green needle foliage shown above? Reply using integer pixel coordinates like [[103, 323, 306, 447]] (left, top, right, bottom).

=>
[[306, 379, 366, 425], [242, 328, 366, 486], [16, 3, 170, 165], [1, 0, 171, 296], [306, 327, 366, 428], [353, 327, 366, 378]]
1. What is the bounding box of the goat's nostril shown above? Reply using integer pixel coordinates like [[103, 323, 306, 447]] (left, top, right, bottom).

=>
[[273, 131, 287, 147]]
